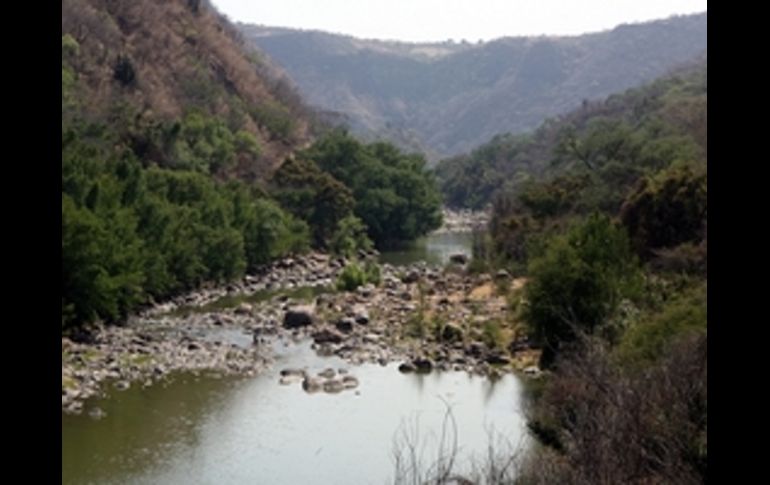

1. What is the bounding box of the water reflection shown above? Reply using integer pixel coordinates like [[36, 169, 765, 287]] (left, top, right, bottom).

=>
[[63, 342, 529, 485], [379, 231, 473, 266]]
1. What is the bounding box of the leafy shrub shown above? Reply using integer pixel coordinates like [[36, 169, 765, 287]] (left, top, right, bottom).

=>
[[620, 166, 707, 259], [525, 214, 642, 368], [328, 215, 373, 258], [335, 261, 381, 292], [615, 282, 706, 366]]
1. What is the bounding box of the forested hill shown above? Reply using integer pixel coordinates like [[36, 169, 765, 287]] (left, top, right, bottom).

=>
[[62, 0, 442, 330], [62, 0, 318, 180], [239, 13, 706, 158], [436, 55, 707, 209]]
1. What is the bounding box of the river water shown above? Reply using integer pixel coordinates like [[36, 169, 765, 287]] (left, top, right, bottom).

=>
[[378, 231, 474, 266], [62, 231, 531, 485]]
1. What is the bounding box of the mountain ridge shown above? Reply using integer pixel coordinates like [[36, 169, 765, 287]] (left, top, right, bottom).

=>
[[239, 13, 706, 159]]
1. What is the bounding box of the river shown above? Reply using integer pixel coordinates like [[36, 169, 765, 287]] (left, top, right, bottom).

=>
[[62, 230, 532, 485]]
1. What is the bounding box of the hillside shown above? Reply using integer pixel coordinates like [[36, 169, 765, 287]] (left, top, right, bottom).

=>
[[458, 55, 706, 277], [62, 0, 442, 330], [62, 0, 318, 180], [239, 13, 706, 158], [436, 55, 707, 209]]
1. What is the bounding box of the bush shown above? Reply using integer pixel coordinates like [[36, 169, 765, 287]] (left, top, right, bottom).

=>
[[619, 166, 707, 259], [335, 261, 381, 292], [328, 215, 373, 258], [615, 282, 706, 367], [301, 130, 443, 247], [522, 334, 707, 484], [525, 214, 642, 368], [62, 121, 310, 328]]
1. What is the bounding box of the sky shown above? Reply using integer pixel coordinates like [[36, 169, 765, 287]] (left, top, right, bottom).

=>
[[210, 0, 707, 43]]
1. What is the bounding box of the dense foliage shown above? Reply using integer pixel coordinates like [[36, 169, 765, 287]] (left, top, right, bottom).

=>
[[335, 261, 382, 292], [61, 16, 319, 330], [62, 121, 309, 329], [525, 215, 642, 368], [453, 60, 709, 482], [62, 19, 442, 330], [285, 129, 443, 248], [436, 58, 706, 210]]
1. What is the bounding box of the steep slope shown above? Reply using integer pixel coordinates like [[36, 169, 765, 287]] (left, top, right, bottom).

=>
[[436, 55, 706, 210], [239, 13, 706, 159], [62, 0, 323, 328], [62, 0, 317, 179]]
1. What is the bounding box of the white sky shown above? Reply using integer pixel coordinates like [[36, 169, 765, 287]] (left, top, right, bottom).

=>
[[211, 0, 707, 43]]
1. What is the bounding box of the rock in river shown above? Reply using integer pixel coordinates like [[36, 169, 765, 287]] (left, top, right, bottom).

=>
[[283, 306, 315, 329], [312, 328, 346, 345]]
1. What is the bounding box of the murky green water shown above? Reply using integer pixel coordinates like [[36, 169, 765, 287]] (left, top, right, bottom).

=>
[[378, 231, 474, 266], [62, 342, 530, 485]]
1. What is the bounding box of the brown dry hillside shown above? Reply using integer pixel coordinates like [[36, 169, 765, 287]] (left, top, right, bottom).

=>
[[62, 0, 316, 179]]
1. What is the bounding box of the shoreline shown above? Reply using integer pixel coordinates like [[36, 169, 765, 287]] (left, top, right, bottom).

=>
[[63, 246, 539, 416]]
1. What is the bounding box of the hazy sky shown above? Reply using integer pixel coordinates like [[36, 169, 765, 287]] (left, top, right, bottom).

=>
[[211, 0, 707, 42]]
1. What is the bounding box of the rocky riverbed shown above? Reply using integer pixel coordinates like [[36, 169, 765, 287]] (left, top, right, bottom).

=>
[[62, 251, 540, 415]]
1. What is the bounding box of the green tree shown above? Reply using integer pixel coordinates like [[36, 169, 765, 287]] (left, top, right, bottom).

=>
[[271, 157, 355, 247], [525, 214, 641, 368], [620, 166, 707, 259], [300, 129, 442, 247]]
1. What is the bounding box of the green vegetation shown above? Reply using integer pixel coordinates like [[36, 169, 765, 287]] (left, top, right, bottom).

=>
[[525, 214, 642, 368], [61, 1, 444, 332], [437, 59, 706, 211], [335, 261, 381, 292], [295, 130, 443, 248], [270, 157, 356, 247], [62, 121, 310, 328], [615, 282, 706, 367], [444, 61, 709, 483]]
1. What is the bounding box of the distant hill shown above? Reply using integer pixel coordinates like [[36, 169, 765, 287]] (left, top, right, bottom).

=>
[[239, 13, 706, 159], [62, 0, 318, 179], [435, 55, 707, 209]]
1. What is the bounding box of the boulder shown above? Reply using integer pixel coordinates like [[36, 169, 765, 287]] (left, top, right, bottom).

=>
[[341, 375, 359, 389], [354, 308, 370, 325], [318, 368, 336, 379], [402, 271, 420, 284], [495, 269, 511, 280], [413, 358, 434, 373], [312, 328, 346, 345], [440, 324, 463, 343], [283, 306, 315, 329], [335, 318, 355, 333], [323, 379, 345, 393], [235, 303, 253, 315], [302, 377, 323, 393], [280, 368, 306, 378], [486, 353, 511, 365], [449, 253, 468, 265], [398, 362, 417, 373]]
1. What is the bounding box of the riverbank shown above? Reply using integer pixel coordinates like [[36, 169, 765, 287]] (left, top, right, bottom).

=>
[[62, 250, 540, 415]]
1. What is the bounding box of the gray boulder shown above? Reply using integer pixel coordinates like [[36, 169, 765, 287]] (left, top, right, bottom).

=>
[[312, 328, 346, 345]]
